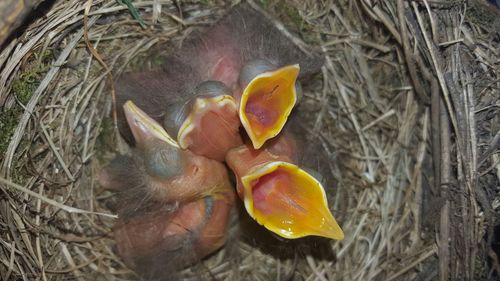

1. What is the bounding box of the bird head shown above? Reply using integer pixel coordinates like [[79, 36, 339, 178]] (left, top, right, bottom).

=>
[[102, 101, 236, 279], [163, 81, 242, 161], [226, 141, 344, 240], [123, 100, 232, 203]]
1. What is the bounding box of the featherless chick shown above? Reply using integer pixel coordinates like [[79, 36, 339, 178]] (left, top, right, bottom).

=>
[[99, 101, 235, 279], [115, 3, 324, 159], [226, 114, 344, 241]]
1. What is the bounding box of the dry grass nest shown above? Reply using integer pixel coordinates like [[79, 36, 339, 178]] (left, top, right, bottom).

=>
[[0, 0, 499, 280]]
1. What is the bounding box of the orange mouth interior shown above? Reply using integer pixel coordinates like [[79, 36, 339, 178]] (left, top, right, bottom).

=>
[[241, 162, 344, 240], [240, 65, 299, 149]]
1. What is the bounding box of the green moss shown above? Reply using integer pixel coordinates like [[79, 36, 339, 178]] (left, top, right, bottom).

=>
[[0, 107, 22, 155], [474, 253, 487, 281], [12, 72, 40, 105], [0, 49, 53, 155], [259, 0, 270, 8], [12, 49, 52, 105]]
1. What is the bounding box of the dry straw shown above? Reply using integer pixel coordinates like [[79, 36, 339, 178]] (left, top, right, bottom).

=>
[[0, 0, 498, 280]]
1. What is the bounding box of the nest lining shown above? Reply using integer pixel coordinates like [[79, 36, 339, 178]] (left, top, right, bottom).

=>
[[0, 0, 498, 280]]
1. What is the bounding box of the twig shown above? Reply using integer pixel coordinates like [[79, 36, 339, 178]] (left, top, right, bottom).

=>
[[0, 177, 117, 218], [39, 123, 75, 181]]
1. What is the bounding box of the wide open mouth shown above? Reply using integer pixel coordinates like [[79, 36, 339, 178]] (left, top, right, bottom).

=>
[[239, 65, 299, 149], [240, 161, 344, 240], [175, 95, 240, 161], [177, 95, 237, 147]]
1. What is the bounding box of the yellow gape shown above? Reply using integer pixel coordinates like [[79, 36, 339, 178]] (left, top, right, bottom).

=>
[[240, 161, 344, 240], [239, 65, 299, 149]]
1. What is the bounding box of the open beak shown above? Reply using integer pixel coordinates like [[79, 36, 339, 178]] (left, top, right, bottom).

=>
[[124, 100, 179, 149], [226, 144, 343, 240], [239, 64, 299, 149], [124, 100, 234, 204], [124, 100, 187, 181], [177, 95, 242, 161], [241, 161, 344, 240], [240, 161, 343, 240], [110, 101, 236, 277]]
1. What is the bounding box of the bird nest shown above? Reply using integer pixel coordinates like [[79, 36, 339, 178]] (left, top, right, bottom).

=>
[[0, 0, 499, 280]]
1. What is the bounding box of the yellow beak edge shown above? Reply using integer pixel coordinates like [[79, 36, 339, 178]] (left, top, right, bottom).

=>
[[239, 65, 299, 149], [123, 101, 179, 148], [177, 95, 237, 148], [240, 161, 344, 240]]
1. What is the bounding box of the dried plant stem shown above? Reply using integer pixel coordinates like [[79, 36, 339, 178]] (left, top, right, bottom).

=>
[[0, 177, 117, 218]]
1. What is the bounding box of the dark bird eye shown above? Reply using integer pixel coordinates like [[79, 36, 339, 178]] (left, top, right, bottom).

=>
[[163, 103, 188, 138], [143, 142, 184, 179], [239, 59, 275, 87], [162, 81, 232, 138], [194, 80, 231, 98], [239, 59, 302, 102]]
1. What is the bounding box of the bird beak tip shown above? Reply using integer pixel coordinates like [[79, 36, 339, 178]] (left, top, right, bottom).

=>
[[317, 216, 345, 240], [123, 101, 179, 147], [241, 161, 344, 240]]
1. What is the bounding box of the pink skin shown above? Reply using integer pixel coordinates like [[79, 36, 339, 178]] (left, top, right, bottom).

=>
[[244, 101, 280, 128], [210, 53, 241, 90], [114, 192, 234, 269], [225, 133, 299, 220], [113, 200, 206, 265], [102, 103, 237, 272], [174, 28, 245, 159], [195, 26, 242, 91], [180, 99, 242, 161], [225, 136, 296, 199], [250, 170, 292, 215]]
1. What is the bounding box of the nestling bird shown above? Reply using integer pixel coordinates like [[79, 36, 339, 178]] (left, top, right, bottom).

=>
[[115, 3, 324, 158], [226, 119, 344, 240], [102, 3, 333, 277], [99, 101, 235, 279]]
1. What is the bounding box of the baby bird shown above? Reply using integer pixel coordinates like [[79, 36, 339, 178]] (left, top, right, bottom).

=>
[[225, 119, 344, 240], [162, 80, 242, 161], [99, 101, 235, 279], [102, 3, 332, 277], [115, 3, 324, 158]]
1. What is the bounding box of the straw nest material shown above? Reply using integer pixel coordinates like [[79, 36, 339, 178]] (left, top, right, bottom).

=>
[[0, 0, 498, 280]]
